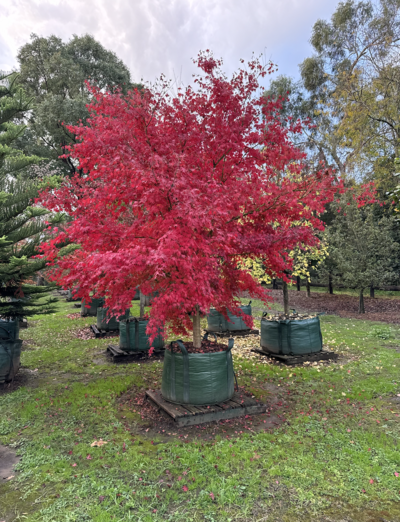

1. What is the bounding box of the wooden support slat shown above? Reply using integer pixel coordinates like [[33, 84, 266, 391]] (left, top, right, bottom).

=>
[[107, 344, 126, 356], [184, 405, 201, 415]]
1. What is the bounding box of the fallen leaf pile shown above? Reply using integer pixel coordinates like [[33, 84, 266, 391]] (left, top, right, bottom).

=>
[[73, 327, 119, 340], [67, 313, 81, 320]]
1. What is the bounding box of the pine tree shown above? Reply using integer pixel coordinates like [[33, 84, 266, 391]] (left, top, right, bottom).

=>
[[0, 72, 62, 319]]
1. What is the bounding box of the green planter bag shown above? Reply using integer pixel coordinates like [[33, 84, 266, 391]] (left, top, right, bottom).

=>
[[161, 338, 235, 406], [67, 288, 80, 302], [119, 318, 164, 352], [207, 303, 252, 332], [97, 308, 130, 331], [260, 315, 323, 355], [81, 297, 104, 317], [0, 339, 22, 383], [0, 318, 19, 340]]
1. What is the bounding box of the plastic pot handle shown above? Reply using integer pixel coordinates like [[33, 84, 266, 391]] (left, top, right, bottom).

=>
[[202, 332, 218, 343], [173, 339, 188, 355]]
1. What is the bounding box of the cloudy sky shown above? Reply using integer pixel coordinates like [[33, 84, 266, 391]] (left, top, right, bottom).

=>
[[0, 0, 339, 86]]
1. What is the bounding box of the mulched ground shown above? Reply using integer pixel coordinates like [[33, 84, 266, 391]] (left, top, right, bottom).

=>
[[168, 340, 229, 354], [267, 289, 400, 324], [116, 385, 285, 441]]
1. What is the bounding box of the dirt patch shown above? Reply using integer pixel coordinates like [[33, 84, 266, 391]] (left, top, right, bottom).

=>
[[265, 289, 400, 324], [0, 369, 39, 396], [383, 344, 400, 353], [21, 338, 37, 351], [116, 385, 285, 442], [0, 446, 19, 481]]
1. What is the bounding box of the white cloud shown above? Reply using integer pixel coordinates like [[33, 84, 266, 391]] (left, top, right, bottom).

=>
[[0, 0, 339, 84]]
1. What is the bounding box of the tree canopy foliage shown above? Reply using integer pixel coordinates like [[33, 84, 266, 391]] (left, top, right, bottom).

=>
[[39, 53, 340, 347], [16, 34, 136, 175]]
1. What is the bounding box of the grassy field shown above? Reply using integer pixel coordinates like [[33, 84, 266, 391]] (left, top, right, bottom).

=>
[[0, 296, 400, 521]]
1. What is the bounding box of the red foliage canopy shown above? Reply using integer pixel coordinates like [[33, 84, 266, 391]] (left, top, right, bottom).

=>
[[40, 53, 340, 343]]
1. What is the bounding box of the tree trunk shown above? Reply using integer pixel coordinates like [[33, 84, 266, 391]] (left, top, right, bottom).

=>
[[370, 284, 375, 298], [192, 306, 202, 349], [296, 276, 301, 291], [272, 278, 278, 290], [359, 288, 365, 313], [328, 274, 333, 295], [139, 290, 146, 319], [282, 281, 289, 315], [306, 279, 311, 298]]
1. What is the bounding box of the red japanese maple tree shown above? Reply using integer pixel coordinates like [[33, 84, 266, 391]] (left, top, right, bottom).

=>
[[40, 52, 340, 349]]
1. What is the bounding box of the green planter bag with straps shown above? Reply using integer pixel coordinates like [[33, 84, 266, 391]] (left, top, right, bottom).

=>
[[81, 297, 104, 317], [260, 314, 323, 355], [119, 318, 164, 352], [97, 307, 130, 332], [0, 339, 22, 383], [0, 318, 19, 340], [161, 335, 235, 406], [206, 302, 252, 332]]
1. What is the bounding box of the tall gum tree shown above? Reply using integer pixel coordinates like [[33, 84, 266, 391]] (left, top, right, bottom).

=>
[[40, 53, 342, 349]]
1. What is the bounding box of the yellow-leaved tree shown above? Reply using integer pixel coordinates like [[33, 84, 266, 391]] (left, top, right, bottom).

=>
[[242, 239, 328, 315]]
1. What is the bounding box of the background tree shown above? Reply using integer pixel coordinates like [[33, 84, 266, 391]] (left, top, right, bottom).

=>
[[300, 0, 400, 192], [0, 72, 62, 319], [322, 194, 399, 312], [265, 75, 344, 174], [15, 34, 137, 176], [40, 53, 340, 349]]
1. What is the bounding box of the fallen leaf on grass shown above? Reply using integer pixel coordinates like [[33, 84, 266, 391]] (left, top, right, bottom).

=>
[[182, 485, 188, 492], [91, 439, 108, 447]]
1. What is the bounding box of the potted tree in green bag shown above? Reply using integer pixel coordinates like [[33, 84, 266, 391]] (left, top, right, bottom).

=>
[[0, 72, 62, 383], [40, 53, 339, 404]]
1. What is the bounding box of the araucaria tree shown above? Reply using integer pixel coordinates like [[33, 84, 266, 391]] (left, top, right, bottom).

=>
[[41, 53, 340, 349], [0, 73, 62, 319]]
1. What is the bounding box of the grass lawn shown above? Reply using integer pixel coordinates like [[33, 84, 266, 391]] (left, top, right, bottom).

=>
[[1, 297, 400, 521]]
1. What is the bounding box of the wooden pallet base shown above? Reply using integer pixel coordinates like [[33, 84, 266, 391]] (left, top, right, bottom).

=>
[[205, 328, 259, 338], [90, 324, 118, 338], [146, 390, 266, 427], [251, 348, 339, 365], [107, 344, 164, 361]]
